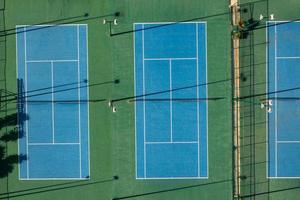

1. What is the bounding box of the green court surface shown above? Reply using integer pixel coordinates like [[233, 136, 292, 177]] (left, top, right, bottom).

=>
[[238, 0, 300, 200], [0, 0, 299, 200]]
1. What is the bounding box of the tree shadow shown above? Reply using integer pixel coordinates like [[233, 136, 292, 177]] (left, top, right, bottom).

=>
[[0, 112, 28, 178]]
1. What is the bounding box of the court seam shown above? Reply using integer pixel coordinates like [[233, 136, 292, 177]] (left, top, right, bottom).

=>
[[196, 22, 200, 177]]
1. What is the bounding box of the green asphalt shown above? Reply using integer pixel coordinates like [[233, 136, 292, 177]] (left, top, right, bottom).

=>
[[0, 0, 299, 200]]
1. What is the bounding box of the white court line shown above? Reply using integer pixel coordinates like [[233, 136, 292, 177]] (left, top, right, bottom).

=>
[[169, 59, 173, 142], [145, 141, 198, 144], [20, 177, 89, 181], [77, 25, 82, 178], [267, 176, 300, 179], [275, 22, 278, 177], [137, 176, 208, 180], [24, 26, 29, 179], [134, 21, 206, 25], [276, 56, 300, 59], [26, 59, 78, 63], [277, 141, 300, 143], [265, 21, 269, 178], [16, 26, 21, 180], [51, 61, 55, 143], [85, 24, 91, 178], [142, 24, 147, 178], [205, 22, 209, 177], [28, 143, 80, 145], [144, 57, 197, 61], [133, 23, 138, 179], [196, 23, 200, 177]]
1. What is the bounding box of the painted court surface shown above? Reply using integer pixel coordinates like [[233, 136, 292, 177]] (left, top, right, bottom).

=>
[[16, 25, 89, 179], [267, 21, 300, 178], [134, 22, 208, 179]]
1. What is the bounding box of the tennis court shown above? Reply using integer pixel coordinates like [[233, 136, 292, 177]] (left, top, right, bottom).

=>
[[134, 22, 208, 179], [267, 21, 300, 178], [16, 24, 90, 180]]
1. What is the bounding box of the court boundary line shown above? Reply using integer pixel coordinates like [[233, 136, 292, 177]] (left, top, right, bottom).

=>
[[77, 24, 82, 178], [133, 23, 138, 179], [142, 24, 147, 178], [134, 22, 208, 179], [205, 21, 209, 177], [16, 26, 21, 180], [85, 24, 91, 179], [26, 59, 78, 63], [17, 24, 90, 180], [24, 26, 29, 179], [275, 21, 278, 177], [196, 22, 200, 177], [266, 21, 269, 179]]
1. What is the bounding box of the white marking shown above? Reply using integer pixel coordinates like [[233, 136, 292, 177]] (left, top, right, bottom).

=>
[[270, 14, 274, 20], [169, 59, 173, 142], [28, 143, 80, 145], [77, 25, 82, 178], [145, 141, 198, 144], [51, 61, 55, 143], [276, 56, 300, 59], [277, 141, 300, 143], [85, 24, 91, 178], [26, 59, 78, 63], [142, 24, 147, 178], [275, 22, 278, 177], [133, 23, 138, 178], [134, 21, 206, 25], [136, 176, 208, 180], [266, 21, 270, 178], [20, 177, 89, 181], [267, 176, 300, 179], [205, 22, 209, 177], [196, 23, 200, 177], [16, 26, 21, 180], [24, 26, 29, 179], [144, 57, 197, 61]]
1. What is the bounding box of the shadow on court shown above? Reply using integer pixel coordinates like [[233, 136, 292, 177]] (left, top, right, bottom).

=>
[[0, 176, 118, 199], [0, 113, 27, 178], [112, 179, 232, 200]]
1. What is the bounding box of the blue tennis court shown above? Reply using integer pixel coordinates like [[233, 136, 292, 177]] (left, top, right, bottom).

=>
[[267, 21, 300, 178], [134, 22, 208, 179], [16, 24, 89, 180]]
